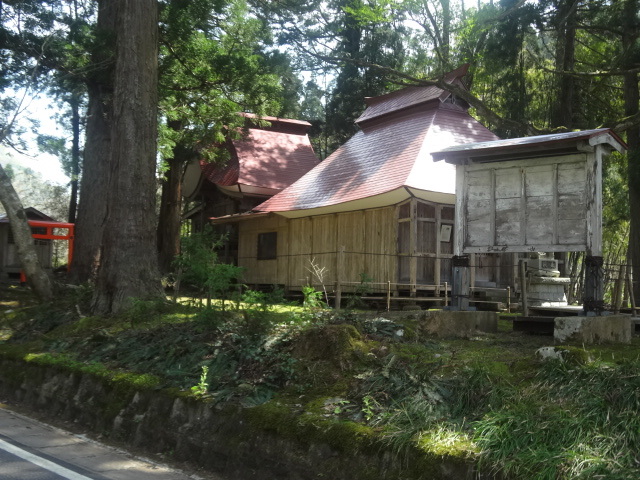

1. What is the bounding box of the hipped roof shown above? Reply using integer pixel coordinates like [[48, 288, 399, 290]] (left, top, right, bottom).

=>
[[200, 114, 318, 194], [254, 67, 498, 218]]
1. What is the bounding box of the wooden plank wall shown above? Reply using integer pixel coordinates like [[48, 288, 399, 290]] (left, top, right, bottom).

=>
[[237, 207, 397, 292]]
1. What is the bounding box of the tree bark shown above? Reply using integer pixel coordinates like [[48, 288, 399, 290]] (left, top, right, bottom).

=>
[[69, 0, 117, 283], [622, 0, 640, 303], [0, 163, 53, 300], [157, 155, 184, 274], [91, 0, 164, 314], [552, 0, 578, 130], [68, 93, 81, 223]]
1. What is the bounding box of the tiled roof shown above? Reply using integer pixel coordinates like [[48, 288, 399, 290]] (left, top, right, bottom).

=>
[[200, 117, 319, 192], [255, 101, 498, 214], [355, 64, 469, 125]]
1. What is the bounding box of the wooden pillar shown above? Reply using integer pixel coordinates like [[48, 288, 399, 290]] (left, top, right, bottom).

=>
[[583, 255, 604, 315], [409, 199, 417, 297], [452, 255, 470, 310], [519, 259, 529, 317], [335, 245, 345, 310]]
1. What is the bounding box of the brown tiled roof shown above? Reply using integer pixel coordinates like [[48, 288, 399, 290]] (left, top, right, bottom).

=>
[[255, 101, 498, 214], [355, 64, 469, 125], [200, 117, 318, 192]]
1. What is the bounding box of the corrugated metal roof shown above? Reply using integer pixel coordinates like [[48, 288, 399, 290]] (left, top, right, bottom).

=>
[[255, 101, 498, 214], [431, 128, 627, 163], [355, 64, 469, 125], [200, 118, 319, 192]]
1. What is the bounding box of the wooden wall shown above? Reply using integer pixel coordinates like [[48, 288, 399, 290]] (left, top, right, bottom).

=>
[[236, 204, 513, 293], [237, 207, 396, 292]]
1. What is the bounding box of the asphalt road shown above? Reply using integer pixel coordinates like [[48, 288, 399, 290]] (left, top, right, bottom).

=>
[[0, 404, 221, 480]]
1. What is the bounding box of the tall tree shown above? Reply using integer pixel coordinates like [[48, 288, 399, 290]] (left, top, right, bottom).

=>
[[155, 0, 286, 273], [70, 0, 115, 283], [91, 0, 164, 313], [620, 0, 640, 301]]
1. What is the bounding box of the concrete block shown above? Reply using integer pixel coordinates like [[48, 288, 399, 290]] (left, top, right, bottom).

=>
[[422, 310, 498, 338], [554, 315, 632, 344]]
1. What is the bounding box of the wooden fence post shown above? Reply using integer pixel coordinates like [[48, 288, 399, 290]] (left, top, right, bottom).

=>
[[452, 255, 470, 310], [519, 259, 529, 317], [335, 246, 345, 310]]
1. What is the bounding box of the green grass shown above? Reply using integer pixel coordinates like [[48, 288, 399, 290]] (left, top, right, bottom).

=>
[[2, 287, 640, 479]]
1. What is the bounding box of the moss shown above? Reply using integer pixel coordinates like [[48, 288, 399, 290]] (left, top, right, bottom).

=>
[[416, 427, 478, 459], [245, 398, 379, 456], [554, 345, 593, 365]]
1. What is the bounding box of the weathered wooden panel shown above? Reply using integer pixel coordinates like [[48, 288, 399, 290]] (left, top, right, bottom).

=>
[[525, 196, 554, 244], [495, 167, 521, 199], [495, 198, 521, 245], [462, 153, 591, 253], [466, 199, 492, 246], [525, 165, 554, 197], [557, 218, 587, 245], [558, 162, 586, 194], [364, 208, 395, 284], [310, 215, 336, 286], [466, 171, 492, 201], [336, 211, 366, 284], [288, 217, 313, 288], [417, 221, 437, 253]]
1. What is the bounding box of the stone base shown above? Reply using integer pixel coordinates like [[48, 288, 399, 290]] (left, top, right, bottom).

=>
[[422, 311, 498, 338], [554, 315, 632, 344], [528, 276, 570, 307]]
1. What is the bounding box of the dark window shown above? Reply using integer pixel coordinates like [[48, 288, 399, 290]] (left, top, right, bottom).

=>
[[257, 232, 277, 260]]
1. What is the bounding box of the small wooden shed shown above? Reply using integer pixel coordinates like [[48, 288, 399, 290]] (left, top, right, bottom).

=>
[[0, 208, 57, 279], [431, 128, 627, 311], [212, 65, 508, 297]]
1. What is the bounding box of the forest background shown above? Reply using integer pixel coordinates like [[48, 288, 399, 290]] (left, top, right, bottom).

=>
[[0, 0, 638, 312]]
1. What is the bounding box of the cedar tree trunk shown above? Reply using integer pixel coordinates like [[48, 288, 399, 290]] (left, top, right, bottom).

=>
[[623, 0, 640, 302], [91, 0, 164, 314], [157, 155, 184, 274], [69, 0, 117, 283]]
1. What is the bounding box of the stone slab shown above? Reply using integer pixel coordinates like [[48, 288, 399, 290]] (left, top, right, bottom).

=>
[[422, 311, 498, 338], [554, 315, 632, 344]]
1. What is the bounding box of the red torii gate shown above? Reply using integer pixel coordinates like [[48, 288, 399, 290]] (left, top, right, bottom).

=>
[[20, 220, 75, 282]]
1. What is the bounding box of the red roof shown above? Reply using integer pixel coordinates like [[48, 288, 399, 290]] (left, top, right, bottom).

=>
[[355, 64, 469, 125], [255, 100, 498, 214], [200, 116, 318, 192]]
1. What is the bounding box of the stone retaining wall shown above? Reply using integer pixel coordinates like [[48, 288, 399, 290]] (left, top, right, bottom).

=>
[[0, 356, 476, 480]]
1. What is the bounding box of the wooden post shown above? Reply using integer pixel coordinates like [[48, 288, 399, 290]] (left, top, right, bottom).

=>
[[628, 269, 638, 316], [519, 259, 529, 317], [452, 255, 470, 310], [386, 280, 391, 312], [507, 286, 511, 313], [335, 246, 345, 310], [410, 199, 417, 298], [444, 281, 448, 307], [613, 263, 626, 314], [583, 255, 604, 315]]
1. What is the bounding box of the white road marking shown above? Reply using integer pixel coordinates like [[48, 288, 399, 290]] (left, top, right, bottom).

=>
[[0, 437, 93, 480]]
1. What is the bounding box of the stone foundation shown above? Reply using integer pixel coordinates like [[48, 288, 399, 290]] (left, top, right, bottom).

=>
[[422, 311, 498, 338], [554, 315, 632, 344]]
